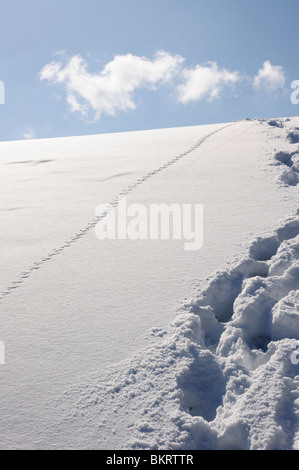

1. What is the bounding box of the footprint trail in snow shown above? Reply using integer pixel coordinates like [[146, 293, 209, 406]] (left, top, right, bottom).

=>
[[0, 122, 235, 301], [54, 118, 299, 450]]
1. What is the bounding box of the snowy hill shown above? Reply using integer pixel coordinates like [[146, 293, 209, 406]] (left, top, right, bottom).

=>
[[0, 117, 298, 449]]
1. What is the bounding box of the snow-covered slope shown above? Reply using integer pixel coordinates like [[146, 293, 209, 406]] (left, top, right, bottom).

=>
[[0, 117, 298, 449]]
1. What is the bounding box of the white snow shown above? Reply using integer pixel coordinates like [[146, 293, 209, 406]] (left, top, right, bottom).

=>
[[0, 117, 298, 449]]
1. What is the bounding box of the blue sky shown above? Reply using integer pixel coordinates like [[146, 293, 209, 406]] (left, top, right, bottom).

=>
[[0, 0, 298, 141]]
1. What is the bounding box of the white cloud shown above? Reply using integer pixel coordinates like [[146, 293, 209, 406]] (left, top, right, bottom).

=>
[[40, 52, 288, 120], [253, 60, 286, 92], [176, 61, 241, 103], [39, 51, 184, 121]]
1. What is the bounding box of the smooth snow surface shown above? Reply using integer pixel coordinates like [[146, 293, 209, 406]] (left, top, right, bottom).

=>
[[0, 117, 298, 449]]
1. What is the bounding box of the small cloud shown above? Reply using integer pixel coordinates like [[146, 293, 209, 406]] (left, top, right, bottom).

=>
[[253, 60, 286, 92], [23, 128, 35, 140], [177, 61, 241, 104], [39, 51, 184, 121]]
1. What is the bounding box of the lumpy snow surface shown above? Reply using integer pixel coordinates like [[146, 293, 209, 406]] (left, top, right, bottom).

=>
[[0, 117, 298, 449]]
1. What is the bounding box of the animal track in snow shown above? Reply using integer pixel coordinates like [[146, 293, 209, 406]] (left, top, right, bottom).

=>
[[0, 122, 236, 301]]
